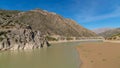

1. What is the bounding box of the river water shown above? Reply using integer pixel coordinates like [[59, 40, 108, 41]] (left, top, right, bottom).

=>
[[0, 42, 81, 68]]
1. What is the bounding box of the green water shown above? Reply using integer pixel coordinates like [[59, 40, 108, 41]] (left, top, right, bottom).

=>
[[0, 42, 81, 68]]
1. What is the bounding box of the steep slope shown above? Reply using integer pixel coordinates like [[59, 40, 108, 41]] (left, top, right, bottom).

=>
[[111, 33, 120, 38], [65, 19, 96, 37], [14, 9, 96, 37], [92, 28, 114, 34], [0, 10, 50, 51], [0, 10, 20, 26], [99, 28, 120, 38], [0, 9, 97, 37]]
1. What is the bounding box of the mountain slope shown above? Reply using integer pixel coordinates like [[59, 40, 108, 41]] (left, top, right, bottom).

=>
[[92, 28, 114, 34], [0, 9, 97, 37], [99, 28, 120, 38], [0, 10, 50, 50]]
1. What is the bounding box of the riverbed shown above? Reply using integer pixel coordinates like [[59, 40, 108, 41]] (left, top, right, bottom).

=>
[[77, 42, 120, 68]]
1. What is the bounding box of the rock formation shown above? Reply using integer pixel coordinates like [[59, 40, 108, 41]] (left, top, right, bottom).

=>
[[0, 24, 50, 51]]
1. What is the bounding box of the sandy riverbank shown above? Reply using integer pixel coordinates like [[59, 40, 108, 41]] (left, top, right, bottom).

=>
[[77, 42, 120, 68], [49, 39, 103, 44], [104, 40, 120, 43]]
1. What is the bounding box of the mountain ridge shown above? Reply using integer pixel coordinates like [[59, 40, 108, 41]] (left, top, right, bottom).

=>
[[0, 9, 97, 37], [98, 28, 120, 38], [92, 28, 114, 34]]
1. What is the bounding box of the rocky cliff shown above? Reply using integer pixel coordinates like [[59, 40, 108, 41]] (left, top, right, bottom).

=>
[[0, 9, 51, 51], [0, 24, 50, 51]]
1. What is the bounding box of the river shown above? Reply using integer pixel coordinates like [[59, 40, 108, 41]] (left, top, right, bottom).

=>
[[0, 42, 81, 68]]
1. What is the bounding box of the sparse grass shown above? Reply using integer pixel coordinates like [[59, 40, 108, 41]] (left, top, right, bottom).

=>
[[0, 37, 4, 41], [111, 33, 120, 37], [0, 9, 96, 37], [66, 37, 73, 40], [0, 31, 7, 36], [46, 36, 58, 41]]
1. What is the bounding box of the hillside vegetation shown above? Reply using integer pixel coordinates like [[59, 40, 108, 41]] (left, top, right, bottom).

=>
[[99, 28, 120, 40], [0, 9, 97, 37]]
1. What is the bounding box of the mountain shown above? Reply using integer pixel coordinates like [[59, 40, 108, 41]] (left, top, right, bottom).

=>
[[109, 33, 120, 40], [98, 28, 120, 38], [0, 9, 96, 37], [0, 9, 51, 50], [92, 28, 114, 34]]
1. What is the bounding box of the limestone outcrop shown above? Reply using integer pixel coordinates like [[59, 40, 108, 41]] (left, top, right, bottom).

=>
[[0, 24, 50, 51]]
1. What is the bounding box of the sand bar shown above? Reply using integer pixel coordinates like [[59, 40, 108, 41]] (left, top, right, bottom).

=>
[[77, 42, 120, 68]]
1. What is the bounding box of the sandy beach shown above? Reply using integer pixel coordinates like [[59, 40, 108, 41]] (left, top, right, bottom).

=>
[[77, 42, 120, 68], [104, 40, 120, 43], [49, 39, 103, 44]]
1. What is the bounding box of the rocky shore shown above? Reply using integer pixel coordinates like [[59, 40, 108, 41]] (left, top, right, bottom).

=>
[[0, 24, 50, 51]]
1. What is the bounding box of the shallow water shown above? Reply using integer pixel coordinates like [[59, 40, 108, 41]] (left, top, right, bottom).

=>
[[0, 42, 81, 68]]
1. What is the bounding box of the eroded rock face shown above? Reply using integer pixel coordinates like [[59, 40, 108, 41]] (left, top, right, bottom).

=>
[[0, 25, 50, 51]]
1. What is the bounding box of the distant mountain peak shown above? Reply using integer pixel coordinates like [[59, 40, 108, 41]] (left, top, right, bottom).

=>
[[98, 28, 120, 38], [92, 28, 114, 34]]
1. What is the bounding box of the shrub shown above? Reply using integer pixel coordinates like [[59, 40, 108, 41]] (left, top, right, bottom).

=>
[[0, 31, 7, 36], [0, 37, 4, 41], [46, 36, 58, 41], [66, 37, 73, 40]]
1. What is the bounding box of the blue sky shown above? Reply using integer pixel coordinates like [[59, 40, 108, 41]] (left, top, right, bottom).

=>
[[0, 0, 120, 30]]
